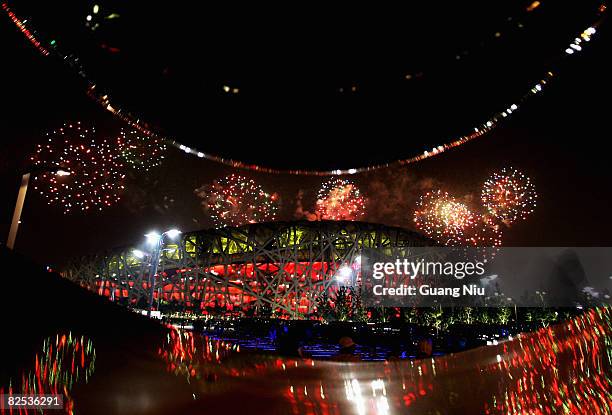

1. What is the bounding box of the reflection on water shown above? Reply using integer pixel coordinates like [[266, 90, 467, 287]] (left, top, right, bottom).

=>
[[2, 310, 609, 414], [156, 308, 610, 414], [485, 307, 611, 414], [158, 325, 238, 382], [1, 333, 96, 415], [343, 378, 390, 415]]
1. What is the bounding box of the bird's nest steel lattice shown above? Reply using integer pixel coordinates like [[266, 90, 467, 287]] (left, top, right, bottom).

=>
[[62, 221, 432, 318]]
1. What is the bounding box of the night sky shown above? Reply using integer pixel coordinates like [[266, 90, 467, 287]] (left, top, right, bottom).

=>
[[1, 1, 611, 266]]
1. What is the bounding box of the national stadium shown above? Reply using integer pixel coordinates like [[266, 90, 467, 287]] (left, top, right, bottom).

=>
[[63, 220, 432, 318]]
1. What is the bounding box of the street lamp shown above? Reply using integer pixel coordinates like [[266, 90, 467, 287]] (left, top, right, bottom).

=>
[[6, 168, 71, 250], [142, 229, 181, 317]]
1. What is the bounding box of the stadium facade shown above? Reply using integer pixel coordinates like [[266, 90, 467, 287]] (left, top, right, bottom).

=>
[[63, 221, 432, 318]]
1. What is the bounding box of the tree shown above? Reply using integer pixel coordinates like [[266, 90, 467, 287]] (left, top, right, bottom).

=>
[[424, 306, 445, 334], [496, 307, 511, 325], [315, 291, 334, 322], [334, 287, 352, 321], [351, 286, 368, 322], [477, 308, 491, 324], [404, 307, 420, 324], [459, 307, 474, 325], [368, 306, 392, 323]]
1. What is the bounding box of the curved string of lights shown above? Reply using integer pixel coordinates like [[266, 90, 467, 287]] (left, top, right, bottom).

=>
[[2, 2, 607, 176]]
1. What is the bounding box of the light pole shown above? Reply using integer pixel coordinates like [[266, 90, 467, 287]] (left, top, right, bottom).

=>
[[6, 168, 70, 250], [140, 229, 181, 317]]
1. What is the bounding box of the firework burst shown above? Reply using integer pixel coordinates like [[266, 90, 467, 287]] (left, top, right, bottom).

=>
[[315, 178, 366, 221], [481, 167, 537, 224], [463, 214, 503, 248], [31, 122, 126, 213], [414, 190, 475, 245], [117, 128, 166, 172], [462, 214, 503, 262], [195, 174, 279, 227]]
